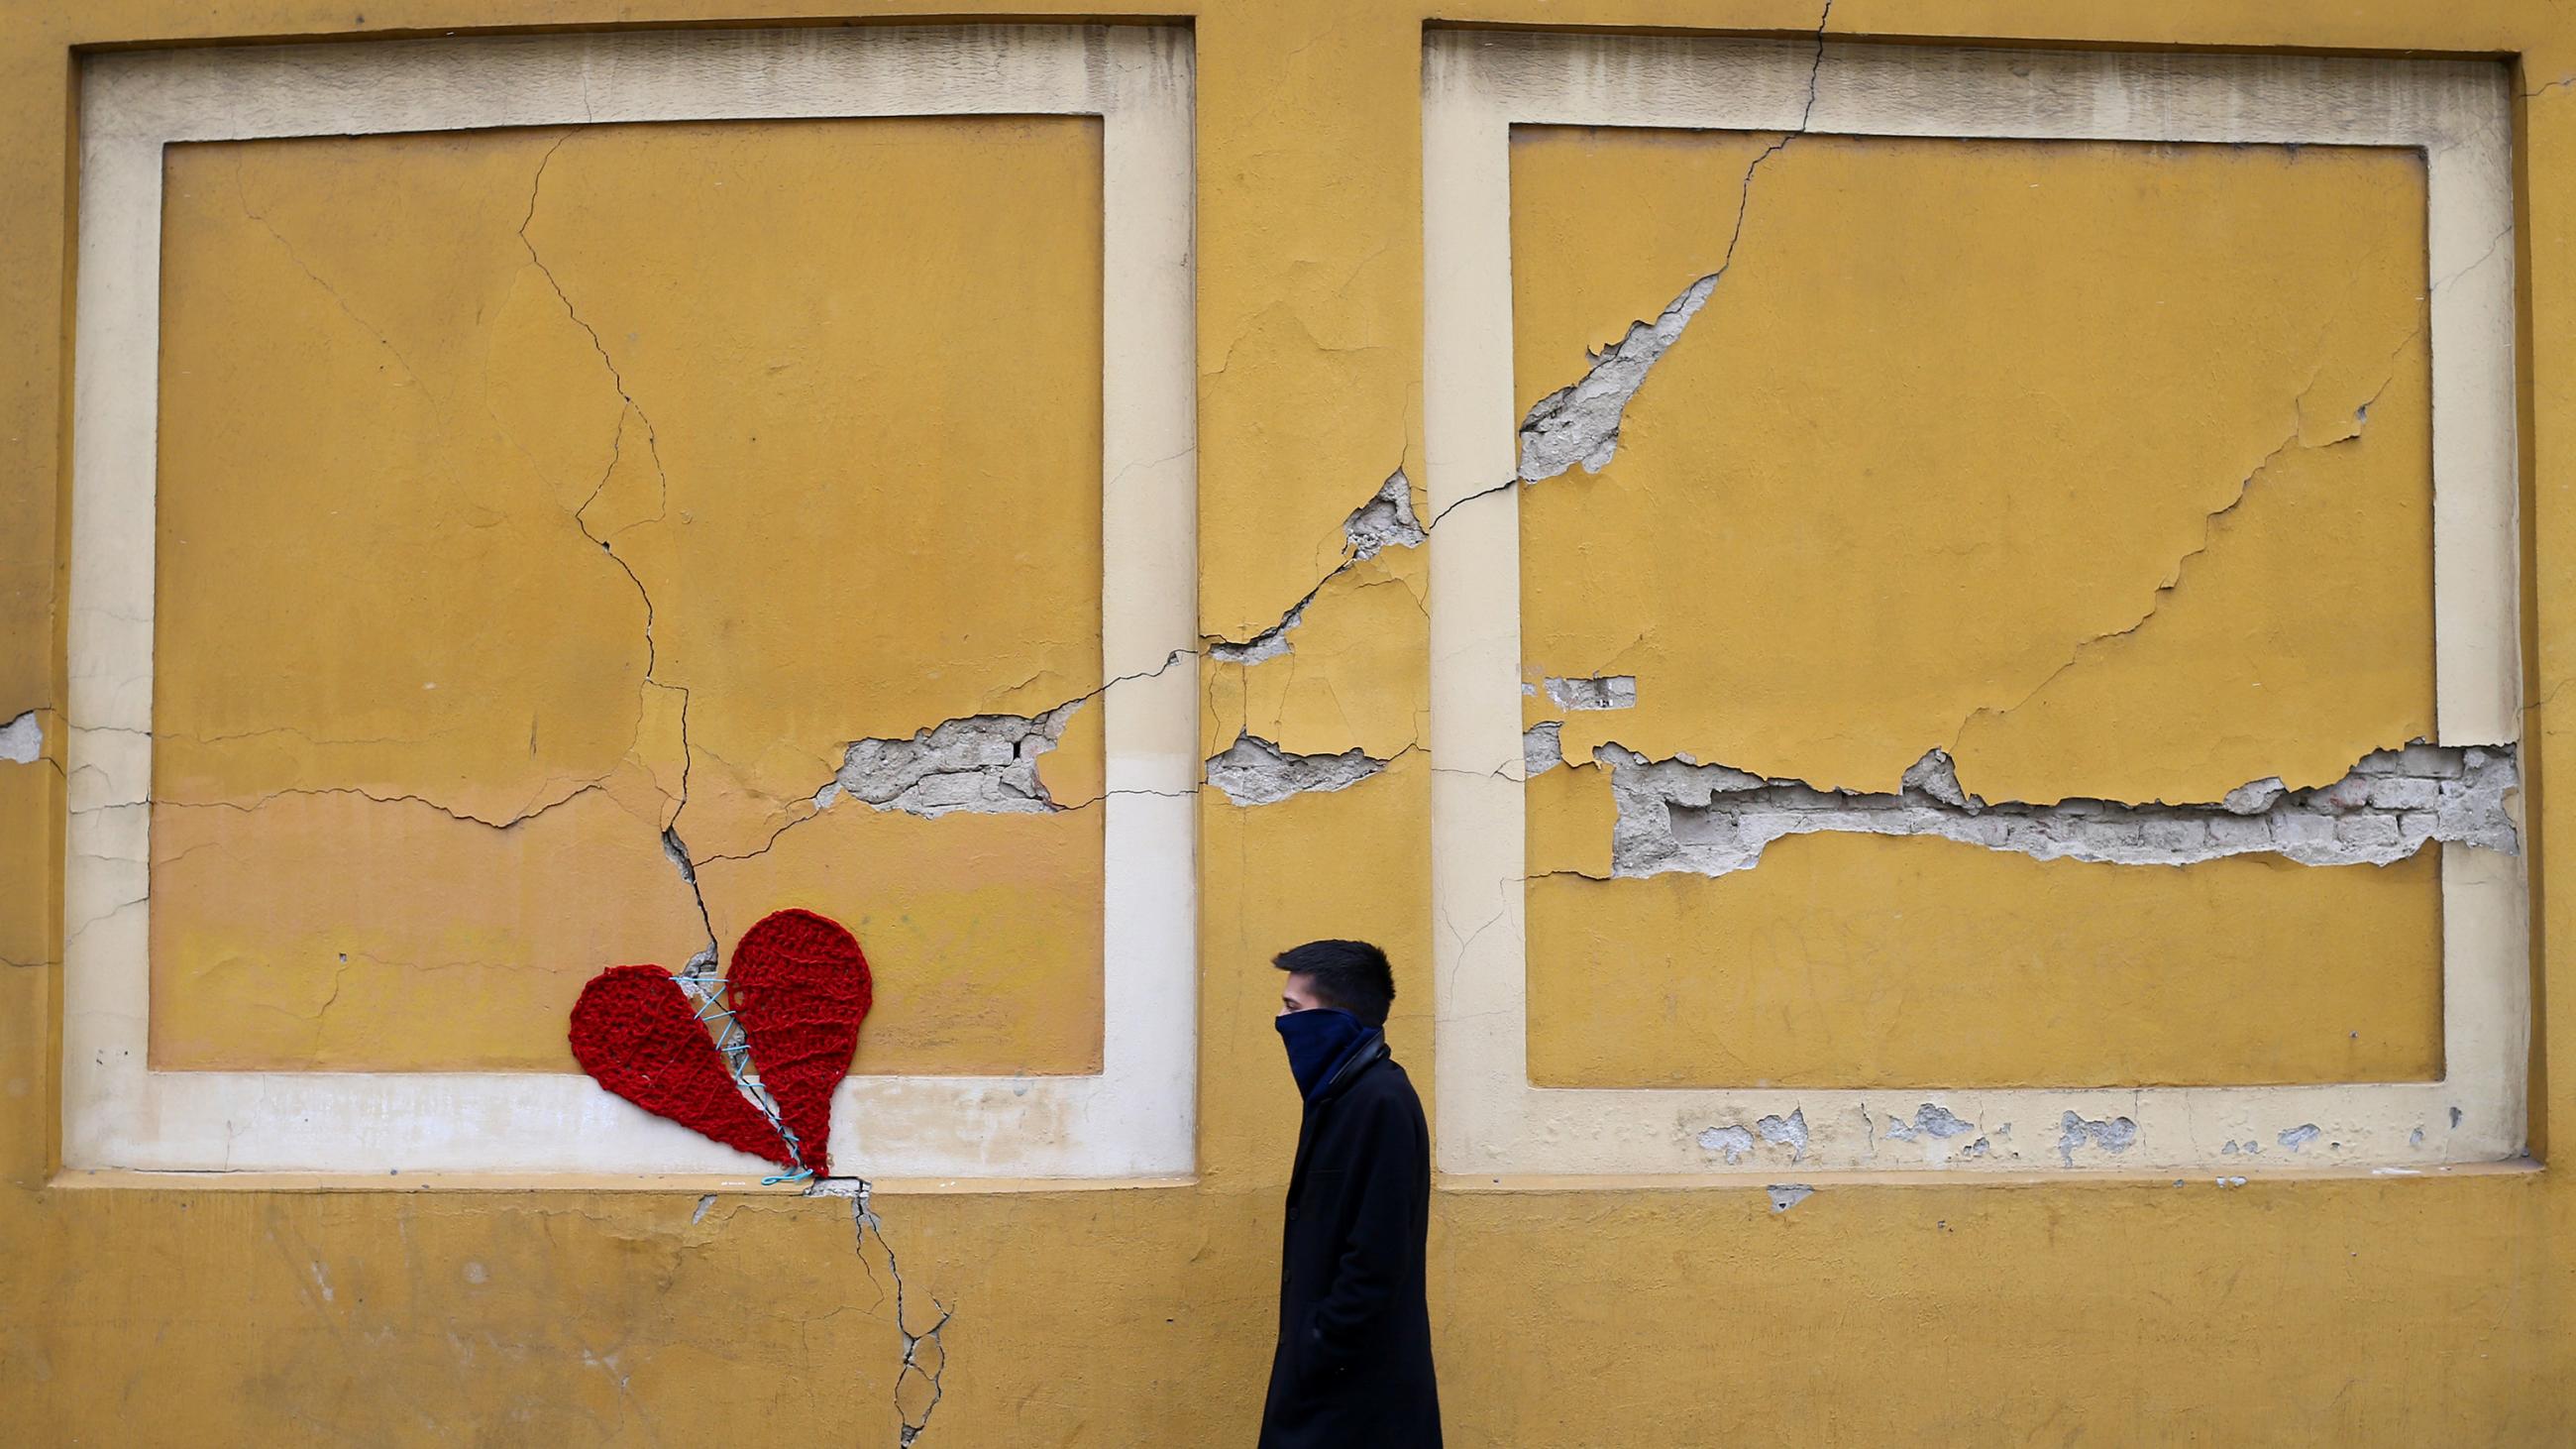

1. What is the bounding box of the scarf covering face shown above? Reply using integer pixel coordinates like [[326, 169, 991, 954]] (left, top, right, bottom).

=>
[[1276, 1006, 1376, 1101]]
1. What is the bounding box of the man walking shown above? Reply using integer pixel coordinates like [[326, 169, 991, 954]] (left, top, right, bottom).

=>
[[1259, 940, 1441, 1447]]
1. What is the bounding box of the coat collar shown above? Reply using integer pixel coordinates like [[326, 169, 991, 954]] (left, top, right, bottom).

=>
[[1311, 1033, 1387, 1110], [1287, 1036, 1391, 1201]]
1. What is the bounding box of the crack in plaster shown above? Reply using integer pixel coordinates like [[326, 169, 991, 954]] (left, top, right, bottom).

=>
[[103, 149, 670, 846], [1513, 0, 1837, 484], [514, 134, 729, 973], [144, 778, 619, 833], [233, 156, 435, 394], [1583, 740, 2517, 878], [1951, 339, 2416, 749], [1205, 733, 1390, 806], [812, 1179, 951, 1446], [1211, 468, 1420, 663], [2431, 225, 2514, 295]]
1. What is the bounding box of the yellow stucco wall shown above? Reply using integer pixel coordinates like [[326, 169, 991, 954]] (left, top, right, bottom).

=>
[[1530, 836, 2446, 1088], [148, 118, 1107, 1075], [1514, 127, 2449, 1092], [4, 5, 2576, 1449], [1513, 128, 2435, 802]]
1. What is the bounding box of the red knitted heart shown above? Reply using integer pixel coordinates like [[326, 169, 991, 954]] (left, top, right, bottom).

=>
[[729, 908, 873, 1177], [568, 963, 797, 1170]]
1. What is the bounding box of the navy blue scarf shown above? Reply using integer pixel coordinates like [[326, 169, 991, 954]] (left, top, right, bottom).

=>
[[1276, 1007, 1379, 1101]]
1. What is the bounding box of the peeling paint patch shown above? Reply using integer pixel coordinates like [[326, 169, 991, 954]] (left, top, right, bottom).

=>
[[1523, 722, 1564, 777], [1766, 1183, 1813, 1212], [1886, 1103, 1977, 1142], [1696, 1124, 1757, 1164], [2277, 1123, 2321, 1152], [1542, 675, 1637, 712], [1205, 733, 1386, 807], [1756, 1108, 1808, 1161], [2057, 1111, 2139, 1167], [1593, 741, 2518, 878], [825, 701, 1083, 818], [0, 710, 38, 763], [1696, 1116, 1804, 1166]]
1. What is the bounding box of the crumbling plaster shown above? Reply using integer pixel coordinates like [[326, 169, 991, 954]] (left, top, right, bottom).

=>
[[1201, 468, 1429, 797], [1544, 739, 2520, 878]]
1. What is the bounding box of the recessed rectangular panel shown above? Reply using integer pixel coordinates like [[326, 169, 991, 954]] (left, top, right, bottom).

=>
[[65, 25, 1198, 1177], [1426, 32, 2522, 1177], [148, 118, 1107, 1077], [1504, 129, 2448, 1095]]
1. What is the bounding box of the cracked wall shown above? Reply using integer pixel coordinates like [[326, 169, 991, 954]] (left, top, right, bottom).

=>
[[7, 10, 2576, 1449], [1202, 466, 1428, 785], [148, 120, 1109, 1074], [1511, 129, 2435, 803], [1511, 125, 2463, 1093]]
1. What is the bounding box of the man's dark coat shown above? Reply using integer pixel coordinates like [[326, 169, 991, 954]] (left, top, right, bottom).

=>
[[1258, 1038, 1441, 1448]]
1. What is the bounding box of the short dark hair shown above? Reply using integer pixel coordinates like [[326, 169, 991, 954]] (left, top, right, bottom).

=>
[[1273, 939, 1396, 1026]]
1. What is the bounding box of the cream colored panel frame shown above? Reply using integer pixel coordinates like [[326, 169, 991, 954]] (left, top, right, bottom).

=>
[[1425, 32, 2523, 1177], [66, 26, 1198, 1178]]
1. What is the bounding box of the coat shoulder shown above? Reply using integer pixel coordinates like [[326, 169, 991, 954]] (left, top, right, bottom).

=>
[[1342, 1055, 1425, 1120]]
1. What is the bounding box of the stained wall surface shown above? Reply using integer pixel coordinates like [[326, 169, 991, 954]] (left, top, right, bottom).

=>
[[5, 4, 2576, 1448]]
